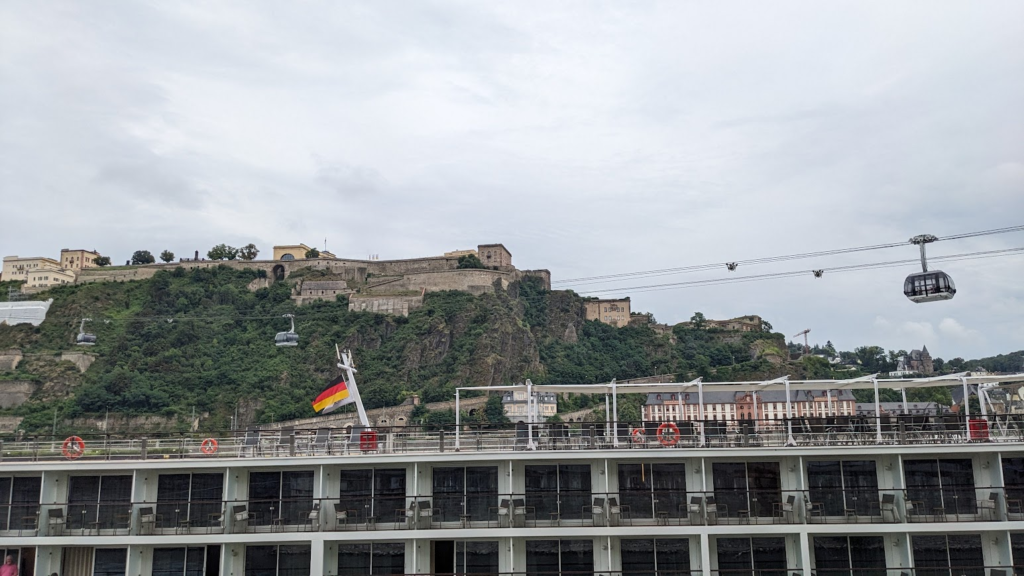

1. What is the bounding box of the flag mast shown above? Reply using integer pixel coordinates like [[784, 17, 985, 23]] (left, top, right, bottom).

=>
[[336, 344, 370, 427]]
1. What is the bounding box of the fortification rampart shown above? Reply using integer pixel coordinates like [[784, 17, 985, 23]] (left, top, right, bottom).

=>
[[378, 269, 512, 295], [0, 349, 23, 371]]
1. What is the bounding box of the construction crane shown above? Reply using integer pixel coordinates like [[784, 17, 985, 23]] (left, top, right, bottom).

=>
[[792, 329, 811, 355]]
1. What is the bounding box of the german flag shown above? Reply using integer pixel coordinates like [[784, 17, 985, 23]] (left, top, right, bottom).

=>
[[313, 376, 351, 413]]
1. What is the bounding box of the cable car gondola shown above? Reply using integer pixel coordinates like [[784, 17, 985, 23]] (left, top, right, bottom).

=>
[[76, 318, 96, 346], [275, 313, 299, 347], [904, 234, 956, 303]]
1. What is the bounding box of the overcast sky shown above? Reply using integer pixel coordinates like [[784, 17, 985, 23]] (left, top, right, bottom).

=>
[[2, 1, 1022, 360]]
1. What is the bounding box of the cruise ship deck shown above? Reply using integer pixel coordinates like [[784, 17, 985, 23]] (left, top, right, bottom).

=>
[[2, 374, 1024, 576]]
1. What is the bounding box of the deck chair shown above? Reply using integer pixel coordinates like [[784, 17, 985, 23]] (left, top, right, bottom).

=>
[[311, 428, 332, 455], [333, 502, 353, 530], [240, 430, 260, 457], [47, 508, 67, 536], [305, 503, 320, 531], [494, 499, 511, 528], [608, 497, 630, 526], [879, 493, 898, 523], [275, 426, 295, 456], [232, 505, 251, 532], [137, 506, 157, 534], [776, 495, 796, 523], [588, 497, 606, 526], [688, 496, 704, 525], [978, 492, 999, 520], [511, 498, 529, 527]]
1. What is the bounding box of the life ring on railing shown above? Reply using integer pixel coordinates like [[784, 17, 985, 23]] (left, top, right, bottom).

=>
[[200, 438, 219, 455], [631, 428, 646, 444], [62, 436, 85, 460], [657, 422, 680, 447]]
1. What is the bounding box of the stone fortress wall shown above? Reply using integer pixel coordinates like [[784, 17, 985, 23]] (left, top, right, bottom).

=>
[[75, 244, 552, 317]]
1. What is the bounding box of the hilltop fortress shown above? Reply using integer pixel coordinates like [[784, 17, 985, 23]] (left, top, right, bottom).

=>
[[67, 242, 550, 316]]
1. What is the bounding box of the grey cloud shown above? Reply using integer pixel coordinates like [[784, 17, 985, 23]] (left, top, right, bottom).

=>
[[1, 0, 1022, 358]]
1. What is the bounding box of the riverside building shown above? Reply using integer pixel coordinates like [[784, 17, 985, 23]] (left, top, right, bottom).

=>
[[1, 373, 1023, 576]]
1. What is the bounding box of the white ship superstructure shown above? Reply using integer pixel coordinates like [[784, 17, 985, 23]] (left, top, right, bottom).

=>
[[1, 373, 1023, 576]]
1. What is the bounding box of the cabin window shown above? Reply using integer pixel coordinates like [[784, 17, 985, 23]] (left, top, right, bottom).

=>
[[813, 536, 885, 576], [716, 537, 786, 576], [0, 476, 41, 531], [157, 473, 224, 529], [338, 542, 405, 575], [248, 471, 313, 527], [618, 463, 686, 520], [245, 544, 310, 576], [622, 538, 691, 575], [911, 534, 983, 576], [432, 466, 498, 522], [526, 539, 593, 575], [525, 465, 591, 520]]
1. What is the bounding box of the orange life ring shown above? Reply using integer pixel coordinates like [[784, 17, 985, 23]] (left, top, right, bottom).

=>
[[657, 422, 680, 446], [62, 436, 85, 460], [631, 428, 645, 443], [200, 438, 219, 455]]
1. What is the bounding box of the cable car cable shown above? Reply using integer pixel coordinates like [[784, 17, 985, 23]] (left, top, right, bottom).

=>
[[554, 223, 1024, 286]]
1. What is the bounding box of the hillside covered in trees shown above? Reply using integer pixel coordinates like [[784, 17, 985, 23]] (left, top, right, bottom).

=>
[[0, 268, 1017, 434]]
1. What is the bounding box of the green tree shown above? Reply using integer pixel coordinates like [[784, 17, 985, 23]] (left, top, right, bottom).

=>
[[238, 243, 259, 261], [761, 319, 773, 333], [457, 254, 485, 269], [825, 340, 837, 357], [304, 248, 320, 259], [95, 256, 111, 266], [484, 395, 509, 425], [854, 345, 888, 372], [690, 312, 707, 330], [159, 250, 175, 263], [131, 250, 155, 265], [423, 408, 456, 430], [207, 244, 239, 260], [948, 357, 965, 370]]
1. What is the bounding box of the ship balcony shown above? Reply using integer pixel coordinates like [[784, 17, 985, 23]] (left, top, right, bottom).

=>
[[5, 487, 1022, 538], [0, 415, 1021, 463]]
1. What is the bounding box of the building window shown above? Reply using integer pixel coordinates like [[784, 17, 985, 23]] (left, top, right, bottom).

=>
[[813, 536, 885, 576], [526, 539, 593, 575], [432, 466, 498, 522], [622, 538, 691, 576], [712, 462, 781, 518], [67, 475, 132, 530], [245, 544, 310, 576], [1002, 458, 1024, 505], [619, 463, 687, 521], [248, 471, 313, 528], [716, 537, 786, 576], [94, 548, 128, 576], [156, 473, 224, 529], [153, 547, 207, 576], [338, 542, 404, 575], [338, 468, 405, 524], [911, 534, 983, 576], [806, 460, 879, 516], [430, 541, 499, 575], [903, 459, 975, 516], [0, 476, 41, 531], [526, 464, 591, 521]]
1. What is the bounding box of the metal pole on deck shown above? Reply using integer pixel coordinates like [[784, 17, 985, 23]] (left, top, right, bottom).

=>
[[611, 379, 619, 447], [873, 378, 882, 444], [785, 378, 795, 446], [526, 380, 536, 450], [979, 385, 988, 417], [455, 391, 461, 451], [752, 392, 759, 432], [901, 388, 908, 413], [698, 380, 706, 447], [605, 394, 610, 434], [961, 376, 970, 420]]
